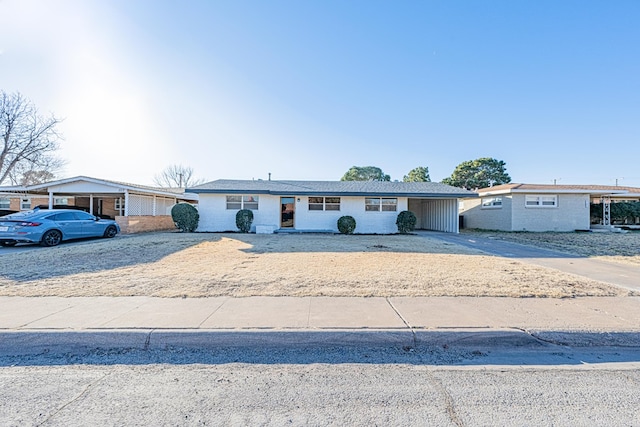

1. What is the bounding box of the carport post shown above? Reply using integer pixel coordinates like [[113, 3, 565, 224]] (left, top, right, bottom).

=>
[[124, 190, 129, 216], [48, 191, 53, 209], [89, 195, 94, 215]]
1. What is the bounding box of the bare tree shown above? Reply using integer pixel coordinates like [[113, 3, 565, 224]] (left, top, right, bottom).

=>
[[153, 165, 205, 188], [1, 91, 64, 185], [16, 168, 57, 186]]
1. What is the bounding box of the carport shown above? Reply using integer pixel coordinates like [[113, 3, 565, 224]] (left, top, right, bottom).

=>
[[408, 198, 460, 233], [0, 176, 198, 233]]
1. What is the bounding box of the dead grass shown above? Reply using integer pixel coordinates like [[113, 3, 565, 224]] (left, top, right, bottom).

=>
[[464, 230, 640, 266], [0, 232, 631, 298]]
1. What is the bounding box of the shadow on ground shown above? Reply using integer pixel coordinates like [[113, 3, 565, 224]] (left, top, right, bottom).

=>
[[0, 233, 221, 282], [1, 330, 638, 367]]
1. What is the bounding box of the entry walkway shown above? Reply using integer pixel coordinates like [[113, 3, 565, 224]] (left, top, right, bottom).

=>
[[424, 231, 640, 292]]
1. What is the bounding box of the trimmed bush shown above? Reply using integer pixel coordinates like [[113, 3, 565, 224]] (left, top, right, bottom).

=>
[[236, 209, 254, 233], [396, 210, 417, 234], [171, 203, 199, 232], [337, 215, 356, 234]]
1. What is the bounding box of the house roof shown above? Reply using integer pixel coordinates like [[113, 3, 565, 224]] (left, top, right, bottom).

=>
[[0, 176, 199, 201], [476, 183, 640, 197], [187, 180, 477, 198]]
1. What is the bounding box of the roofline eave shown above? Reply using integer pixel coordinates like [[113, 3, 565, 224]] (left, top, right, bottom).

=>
[[187, 189, 476, 198]]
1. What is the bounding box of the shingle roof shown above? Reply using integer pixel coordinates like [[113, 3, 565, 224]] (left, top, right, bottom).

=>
[[477, 183, 640, 196], [187, 180, 476, 198]]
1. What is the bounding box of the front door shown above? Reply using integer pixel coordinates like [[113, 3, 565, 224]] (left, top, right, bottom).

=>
[[280, 197, 295, 228]]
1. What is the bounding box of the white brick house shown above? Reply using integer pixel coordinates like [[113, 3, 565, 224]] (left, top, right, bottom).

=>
[[187, 180, 476, 234], [460, 183, 640, 232]]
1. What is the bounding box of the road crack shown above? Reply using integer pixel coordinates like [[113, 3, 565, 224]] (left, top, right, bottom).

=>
[[37, 372, 111, 426], [425, 369, 464, 427]]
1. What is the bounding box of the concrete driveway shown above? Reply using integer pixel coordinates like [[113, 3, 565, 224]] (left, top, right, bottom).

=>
[[0, 236, 125, 255], [425, 231, 640, 292]]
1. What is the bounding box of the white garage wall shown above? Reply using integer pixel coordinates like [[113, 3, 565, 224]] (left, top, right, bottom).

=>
[[418, 199, 459, 233]]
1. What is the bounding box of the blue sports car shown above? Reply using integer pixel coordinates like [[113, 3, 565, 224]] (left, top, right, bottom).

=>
[[0, 209, 120, 247]]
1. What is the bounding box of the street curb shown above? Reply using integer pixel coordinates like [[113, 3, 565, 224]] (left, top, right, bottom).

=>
[[2, 328, 639, 357]]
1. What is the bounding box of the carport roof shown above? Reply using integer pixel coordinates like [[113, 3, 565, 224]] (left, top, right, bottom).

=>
[[0, 176, 199, 201], [476, 183, 640, 197], [187, 179, 477, 198]]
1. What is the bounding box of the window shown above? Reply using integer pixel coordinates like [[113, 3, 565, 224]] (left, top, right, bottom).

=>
[[115, 199, 125, 210], [482, 197, 502, 208], [525, 195, 557, 208], [365, 197, 397, 212], [309, 197, 340, 211], [226, 195, 259, 210], [20, 198, 30, 210], [54, 197, 69, 205], [226, 196, 241, 210], [52, 212, 76, 221], [0, 198, 9, 209], [242, 195, 259, 210], [365, 198, 380, 211], [75, 211, 96, 220]]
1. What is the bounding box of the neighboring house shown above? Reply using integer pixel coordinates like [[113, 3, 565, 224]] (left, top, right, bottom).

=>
[[186, 180, 476, 234], [0, 176, 198, 233], [460, 183, 640, 232]]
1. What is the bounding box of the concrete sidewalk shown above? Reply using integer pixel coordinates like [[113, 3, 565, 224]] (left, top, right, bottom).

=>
[[1, 296, 639, 355]]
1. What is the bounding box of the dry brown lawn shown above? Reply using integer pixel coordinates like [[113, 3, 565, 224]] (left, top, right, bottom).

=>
[[0, 232, 632, 298], [463, 230, 640, 266]]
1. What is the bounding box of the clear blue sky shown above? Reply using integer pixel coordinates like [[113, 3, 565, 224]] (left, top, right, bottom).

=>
[[2, 0, 639, 186]]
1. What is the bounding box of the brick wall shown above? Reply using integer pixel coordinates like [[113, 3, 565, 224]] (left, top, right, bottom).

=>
[[511, 193, 590, 231], [115, 215, 176, 234], [460, 196, 513, 231]]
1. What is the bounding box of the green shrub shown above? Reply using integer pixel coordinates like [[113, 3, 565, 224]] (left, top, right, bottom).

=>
[[591, 201, 640, 224], [396, 210, 417, 234], [337, 215, 356, 234], [236, 209, 254, 233], [171, 203, 199, 232]]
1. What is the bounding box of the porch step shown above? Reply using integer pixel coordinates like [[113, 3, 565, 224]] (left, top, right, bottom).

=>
[[274, 229, 335, 234]]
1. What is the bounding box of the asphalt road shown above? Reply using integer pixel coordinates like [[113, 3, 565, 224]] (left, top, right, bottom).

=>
[[2, 356, 639, 426], [2, 342, 640, 426]]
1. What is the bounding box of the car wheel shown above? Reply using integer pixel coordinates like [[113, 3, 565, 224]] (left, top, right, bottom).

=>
[[41, 230, 62, 247], [103, 225, 118, 238], [1, 242, 17, 247]]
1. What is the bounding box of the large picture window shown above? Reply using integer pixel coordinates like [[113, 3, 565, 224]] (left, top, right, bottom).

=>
[[365, 197, 397, 212], [226, 195, 259, 210], [525, 195, 557, 208], [309, 197, 340, 211], [0, 198, 9, 209]]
